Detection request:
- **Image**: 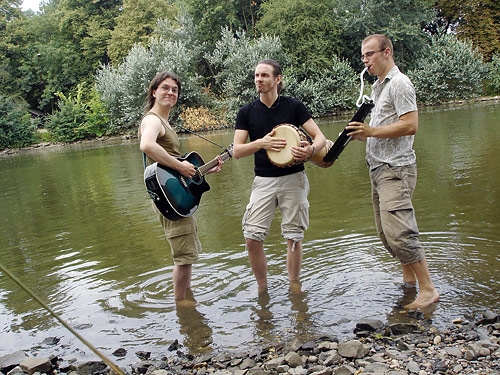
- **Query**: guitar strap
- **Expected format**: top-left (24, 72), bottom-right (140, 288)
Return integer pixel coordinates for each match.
top-left (173, 123), bottom-right (227, 150)
top-left (140, 121), bottom-right (227, 171)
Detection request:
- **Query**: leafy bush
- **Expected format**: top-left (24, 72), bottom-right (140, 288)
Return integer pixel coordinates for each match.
top-left (256, 0), bottom-right (343, 69)
top-left (283, 55), bottom-right (358, 117)
top-left (485, 54), bottom-right (500, 95)
top-left (408, 34), bottom-right (488, 103)
top-left (96, 12), bottom-right (205, 131)
top-left (46, 84), bottom-right (88, 142)
top-left (0, 96), bottom-right (37, 150)
top-left (46, 83), bottom-right (110, 142)
top-left (205, 27), bottom-right (288, 123)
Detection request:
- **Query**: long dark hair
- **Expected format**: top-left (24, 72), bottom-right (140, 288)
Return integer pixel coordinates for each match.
top-left (257, 59), bottom-right (283, 94)
top-left (144, 71), bottom-right (182, 111)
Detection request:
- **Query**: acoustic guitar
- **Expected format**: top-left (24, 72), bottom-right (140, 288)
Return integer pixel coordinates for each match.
top-left (144, 146), bottom-right (233, 221)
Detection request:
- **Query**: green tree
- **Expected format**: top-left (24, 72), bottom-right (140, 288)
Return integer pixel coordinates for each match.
top-left (97, 12), bottom-right (205, 130)
top-left (0, 95), bottom-right (36, 149)
top-left (1, 0), bottom-right (122, 112)
top-left (107, 0), bottom-right (178, 64)
top-left (182, 0), bottom-right (262, 48)
top-left (486, 54), bottom-right (500, 95)
top-left (408, 34), bottom-right (488, 103)
top-left (0, 0), bottom-right (26, 96)
top-left (205, 27), bottom-right (287, 122)
top-left (338, 0), bottom-right (435, 72)
top-left (283, 55), bottom-right (358, 117)
top-left (432, 0), bottom-right (500, 59)
top-left (256, 0), bottom-right (342, 71)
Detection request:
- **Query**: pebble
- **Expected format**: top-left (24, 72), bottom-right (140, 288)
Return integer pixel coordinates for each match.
top-left (1, 311), bottom-right (499, 375)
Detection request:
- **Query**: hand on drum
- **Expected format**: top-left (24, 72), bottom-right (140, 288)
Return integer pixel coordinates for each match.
top-left (262, 129), bottom-right (287, 152)
top-left (291, 141), bottom-right (314, 162)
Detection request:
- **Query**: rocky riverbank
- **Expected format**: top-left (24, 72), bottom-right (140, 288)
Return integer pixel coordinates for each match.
top-left (1, 310), bottom-right (498, 375)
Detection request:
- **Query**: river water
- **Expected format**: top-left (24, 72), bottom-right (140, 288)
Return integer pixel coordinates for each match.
top-left (1, 101), bottom-right (499, 365)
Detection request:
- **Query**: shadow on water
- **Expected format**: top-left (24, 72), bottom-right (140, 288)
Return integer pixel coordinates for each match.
top-left (0, 101), bottom-right (499, 364)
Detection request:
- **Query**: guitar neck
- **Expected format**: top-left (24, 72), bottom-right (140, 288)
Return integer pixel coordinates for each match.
top-left (198, 152), bottom-right (231, 176)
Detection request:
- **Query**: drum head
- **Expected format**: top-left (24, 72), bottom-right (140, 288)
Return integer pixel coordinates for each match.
top-left (267, 125), bottom-right (301, 166)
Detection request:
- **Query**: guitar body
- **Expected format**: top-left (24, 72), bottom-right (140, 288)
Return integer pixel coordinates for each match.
top-left (144, 152), bottom-right (211, 221)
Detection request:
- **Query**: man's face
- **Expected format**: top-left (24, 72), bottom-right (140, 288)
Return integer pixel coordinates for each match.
top-left (361, 38), bottom-right (388, 77)
top-left (153, 77), bottom-right (179, 108)
top-left (254, 63), bottom-right (280, 94)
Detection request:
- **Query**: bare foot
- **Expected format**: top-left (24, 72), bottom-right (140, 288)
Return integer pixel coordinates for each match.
top-left (403, 289), bottom-right (440, 310)
top-left (175, 298), bottom-right (197, 308)
top-left (289, 280), bottom-right (303, 295)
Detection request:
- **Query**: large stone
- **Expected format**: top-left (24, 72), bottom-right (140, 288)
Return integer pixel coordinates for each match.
top-left (355, 319), bottom-right (384, 332)
top-left (388, 323), bottom-right (417, 335)
top-left (334, 364), bottom-right (356, 375)
top-left (75, 360), bottom-right (107, 375)
top-left (338, 340), bottom-right (370, 359)
top-left (19, 357), bottom-right (52, 375)
top-left (264, 356), bottom-right (285, 370)
top-left (284, 351), bottom-right (304, 368)
top-left (0, 351), bottom-right (29, 373)
top-left (406, 360), bottom-right (420, 374)
top-left (444, 346), bottom-right (462, 358)
top-left (323, 353), bottom-right (342, 366)
top-left (364, 362), bottom-right (389, 374)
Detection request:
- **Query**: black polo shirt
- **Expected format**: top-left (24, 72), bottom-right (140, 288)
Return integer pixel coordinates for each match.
top-left (235, 96), bottom-right (312, 177)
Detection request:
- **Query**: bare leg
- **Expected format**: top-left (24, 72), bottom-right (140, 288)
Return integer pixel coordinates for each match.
top-left (403, 257), bottom-right (440, 309)
top-left (173, 264), bottom-right (196, 307)
top-left (401, 262), bottom-right (417, 287)
top-left (246, 239), bottom-right (268, 293)
top-left (286, 239), bottom-right (302, 282)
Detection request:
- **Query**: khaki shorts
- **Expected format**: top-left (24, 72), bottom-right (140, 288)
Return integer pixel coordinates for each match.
top-left (242, 171), bottom-right (310, 242)
top-left (370, 163), bottom-right (424, 264)
top-left (153, 203), bottom-right (201, 265)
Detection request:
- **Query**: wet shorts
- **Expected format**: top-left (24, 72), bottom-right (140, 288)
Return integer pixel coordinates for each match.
top-left (153, 203), bottom-right (201, 265)
top-left (242, 171), bottom-right (310, 242)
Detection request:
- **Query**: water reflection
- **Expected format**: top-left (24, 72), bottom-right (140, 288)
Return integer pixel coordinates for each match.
top-left (0, 102), bottom-right (499, 364)
top-left (176, 290), bottom-right (213, 352)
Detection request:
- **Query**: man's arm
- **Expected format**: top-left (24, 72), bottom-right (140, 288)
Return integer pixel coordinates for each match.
top-left (139, 116), bottom-right (196, 178)
top-left (346, 110), bottom-right (418, 141)
top-left (233, 128), bottom-right (287, 159)
top-left (298, 118), bottom-right (326, 161)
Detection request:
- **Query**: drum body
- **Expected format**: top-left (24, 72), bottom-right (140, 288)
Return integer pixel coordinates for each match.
top-left (266, 124), bottom-right (308, 167)
top-left (309, 139), bottom-right (334, 168)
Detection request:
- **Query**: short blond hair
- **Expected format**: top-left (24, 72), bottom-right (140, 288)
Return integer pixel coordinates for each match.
top-left (363, 34), bottom-right (394, 56)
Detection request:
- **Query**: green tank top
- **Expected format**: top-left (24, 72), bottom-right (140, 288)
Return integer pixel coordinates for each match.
top-left (139, 111), bottom-right (181, 165)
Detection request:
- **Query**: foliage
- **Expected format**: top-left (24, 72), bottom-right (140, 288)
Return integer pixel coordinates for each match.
top-left (182, 0), bottom-right (262, 49)
top-left (407, 34), bottom-right (488, 103)
top-left (256, 0), bottom-right (342, 70)
top-left (45, 83), bottom-right (89, 142)
top-left (432, 0), bottom-right (500, 60)
top-left (282, 55), bottom-right (358, 117)
top-left (45, 82), bottom-right (109, 142)
top-left (0, 95), bottom-right (36, 149)
top-left (107, 0), bottom-right (177, 64)
top-left (96, 12), bottom-right (205, 130)
top-left (180, 106), bottom-right (227, 131)
top-left (2, 0), bottom-right (120, 113)
top-left (205, 27), bottom-right (287, 123)
top-left (485, 54), bottom-right (500, 95)
top-left (53, 0), bottom-right (121, 69)
top-left (338, 0), bottom-right (435, 72)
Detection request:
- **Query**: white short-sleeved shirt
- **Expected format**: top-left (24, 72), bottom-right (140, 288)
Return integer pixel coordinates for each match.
top-left (366, 66), bottom-right (418, 169)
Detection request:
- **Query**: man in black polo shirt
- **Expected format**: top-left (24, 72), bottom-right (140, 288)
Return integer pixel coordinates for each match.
top-left (233, 59), bottom-right (326, 294)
